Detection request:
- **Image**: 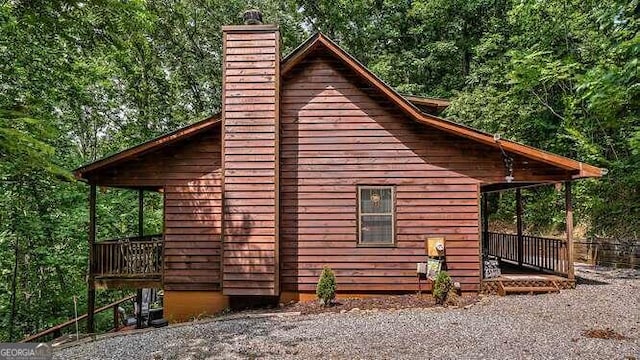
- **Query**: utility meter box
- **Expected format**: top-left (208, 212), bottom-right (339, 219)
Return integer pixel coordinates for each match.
top-left (416, 262), bottom-right (427, 275)
top-left (426, 237), bottom-right (446, 257)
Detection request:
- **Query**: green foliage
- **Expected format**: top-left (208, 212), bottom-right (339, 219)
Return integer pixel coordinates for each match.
top-left (298, 0), bottom-right (510, 97)
top-left (0, 110), bottom-right (64, 177)
top-left (316, 266), bottom-right (337, 306)
top-left (433, 271), bottom-right (452, 305)
top-left (487, 187), bottom-right (572, 236)
top-left (448, 0), bottom-right (640, 238)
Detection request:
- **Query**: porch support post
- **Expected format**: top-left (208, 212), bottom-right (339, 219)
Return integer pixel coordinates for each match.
top-left (482, 194), bottom-right (489, 249)
top-left (516, 188), bottom-right (523, 266)
top-left (565, 181), bottom-right (575, 280)
top-left (136, 189), bottom-right (144, 329)
top-left (87, 184), bottom-right (96, 334)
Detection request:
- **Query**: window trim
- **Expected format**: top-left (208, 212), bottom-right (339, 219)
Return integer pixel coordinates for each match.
top-left (357, 185), bottom-right (396, 247)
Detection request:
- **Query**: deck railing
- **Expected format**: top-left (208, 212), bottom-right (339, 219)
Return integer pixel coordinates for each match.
top-left (93, 235), bottom-right (163, 278)
top-left (486, 232), bottom-right (568, 275)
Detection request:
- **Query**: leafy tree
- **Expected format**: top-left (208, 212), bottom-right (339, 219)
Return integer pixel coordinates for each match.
top-left (449, 0), bottom-right (640, 237)
top-left (298, 0), bottom-right (510, 96)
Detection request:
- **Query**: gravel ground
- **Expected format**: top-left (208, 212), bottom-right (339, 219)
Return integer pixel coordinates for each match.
top-left (56, 266), bottom-right (639, 360)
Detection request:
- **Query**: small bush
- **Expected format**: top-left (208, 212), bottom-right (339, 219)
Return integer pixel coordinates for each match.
top-left (316, 266), bottom-right (336, 306)
top-left (433, 271), bottom-right (453, 305)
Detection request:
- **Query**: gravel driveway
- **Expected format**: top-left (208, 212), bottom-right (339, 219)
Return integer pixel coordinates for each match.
top-left (56, 266), bottom-right (639, 360)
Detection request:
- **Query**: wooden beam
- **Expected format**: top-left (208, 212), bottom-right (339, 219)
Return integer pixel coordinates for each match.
top-left (481, 192), bottom-right (489, 281)
top-left (403, 95), bottom-right (451, 109)
top-left (481, 182), bottom-right (549, 193)
top-left (94, 278), bottom-right (162, 290)
top-left (565, 181), bottom-right (575, 279)
top-left (136, 189), bottom-right (144, 329)
top-left (516, 188), bottom-right (523, 266)
top-left (221, 24), bottom-right (279, 32)
top-left (113, 303), bottom-right (120, 331)
top-left (87, 184), bottom-right (96, 334)
top-left (482, 194), bottom-right (489, 254)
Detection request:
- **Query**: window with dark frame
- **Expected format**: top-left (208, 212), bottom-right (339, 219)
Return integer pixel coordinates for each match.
top-left (358, 186), bottom-right (395, 245)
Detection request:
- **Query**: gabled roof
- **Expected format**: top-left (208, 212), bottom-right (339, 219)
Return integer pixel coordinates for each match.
top-left (281, 33), bottom-right (602, 178)
top-left (74, 114), bottom-right (221, 180)
top-left (75, 32), bottom-right (602, 182)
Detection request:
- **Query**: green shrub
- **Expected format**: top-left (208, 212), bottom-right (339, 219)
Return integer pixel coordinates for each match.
top-left (433, 271), bottom-right (452, 305)
top-left (316, 266), bottom-right (336, 306)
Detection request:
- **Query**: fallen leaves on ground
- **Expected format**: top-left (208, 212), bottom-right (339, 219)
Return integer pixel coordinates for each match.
top-left (581, 328), bottom-right (630, 340)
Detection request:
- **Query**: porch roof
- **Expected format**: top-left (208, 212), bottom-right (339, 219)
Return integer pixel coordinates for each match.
top-left (74, 114), bottom-right (221, 183)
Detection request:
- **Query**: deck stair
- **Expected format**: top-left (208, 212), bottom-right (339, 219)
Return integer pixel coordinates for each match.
top-left (497, 279), bottom-right (560, 296)
top-left (483, 274), bottom-right (569, 295)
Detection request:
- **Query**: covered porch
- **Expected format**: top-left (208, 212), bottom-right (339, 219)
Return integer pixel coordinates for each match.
top-left (86, 185), bottom-right (164, 331)
top-left (87, 184), bottom-right (164, 290)
top-left (479, 181), bottom-right (577, 295)
top-left (89, 184), bottom-right (164, 289)
top-left (74, 116), bottom-right (222, 332)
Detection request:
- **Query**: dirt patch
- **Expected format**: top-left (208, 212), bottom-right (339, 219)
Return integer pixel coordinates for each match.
top-left (582, 328), bottom-right (630, 340)
top-left (282, 294), bottom-right (479, 315)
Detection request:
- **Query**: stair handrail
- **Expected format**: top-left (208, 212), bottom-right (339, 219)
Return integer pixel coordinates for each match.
top-left (19, 294), bottom-right (136, 343)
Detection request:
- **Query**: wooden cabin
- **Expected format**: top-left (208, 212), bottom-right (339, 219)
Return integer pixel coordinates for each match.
top-left (74, 18), bottom-right (602, 325)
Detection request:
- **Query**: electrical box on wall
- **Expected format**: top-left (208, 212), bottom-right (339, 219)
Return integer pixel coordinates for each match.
top-left (426, 237), bottom-right (446, 257)
top-left (416, 262), bottom-right (427, 275)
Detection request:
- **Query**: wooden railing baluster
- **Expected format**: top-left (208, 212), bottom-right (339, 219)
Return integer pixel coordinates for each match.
top-left (91, 235), bottom-right (163, 279)
top-left (543, 238), bottom-right (546, 269)
top-left (486, 232), bottom-right (568, 276)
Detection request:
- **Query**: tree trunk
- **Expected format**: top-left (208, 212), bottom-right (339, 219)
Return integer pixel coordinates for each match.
top-left (8, 236), bottom-right (19, 341)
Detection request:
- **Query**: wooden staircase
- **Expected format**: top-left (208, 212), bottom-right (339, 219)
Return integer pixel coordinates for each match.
top-left (481, 272), bottom-right (574, 295)
top-left (497, 279), bottom-right (560, 296)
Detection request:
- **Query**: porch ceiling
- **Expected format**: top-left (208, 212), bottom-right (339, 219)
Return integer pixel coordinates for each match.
top-left (481, 182), bottom-right (554, 193)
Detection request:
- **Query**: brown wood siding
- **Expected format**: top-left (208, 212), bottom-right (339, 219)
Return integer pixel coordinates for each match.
top-left (86, 130), bottom-right (222, 291)
top-left (221, 27), bottom-right (279, 296)
top-left (280, 53), bottom-right (491, 293)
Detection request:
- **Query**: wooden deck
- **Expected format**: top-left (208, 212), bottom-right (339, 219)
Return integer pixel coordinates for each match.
top-left (485, 232), bottom-right (569, 275)
top-left (481, 231), bottom-right (574, 294)
top-left (93, 234), bottom-right (163, 289)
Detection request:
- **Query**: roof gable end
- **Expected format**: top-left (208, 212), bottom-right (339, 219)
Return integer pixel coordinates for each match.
top-left (74, 114), bottom-right (221, 180)
top-left (281, 33), bottom-right (602, 178)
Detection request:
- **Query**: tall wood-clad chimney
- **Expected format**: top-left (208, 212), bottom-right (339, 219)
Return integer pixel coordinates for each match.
top-left (221, 11), bottom-right (280, 296)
